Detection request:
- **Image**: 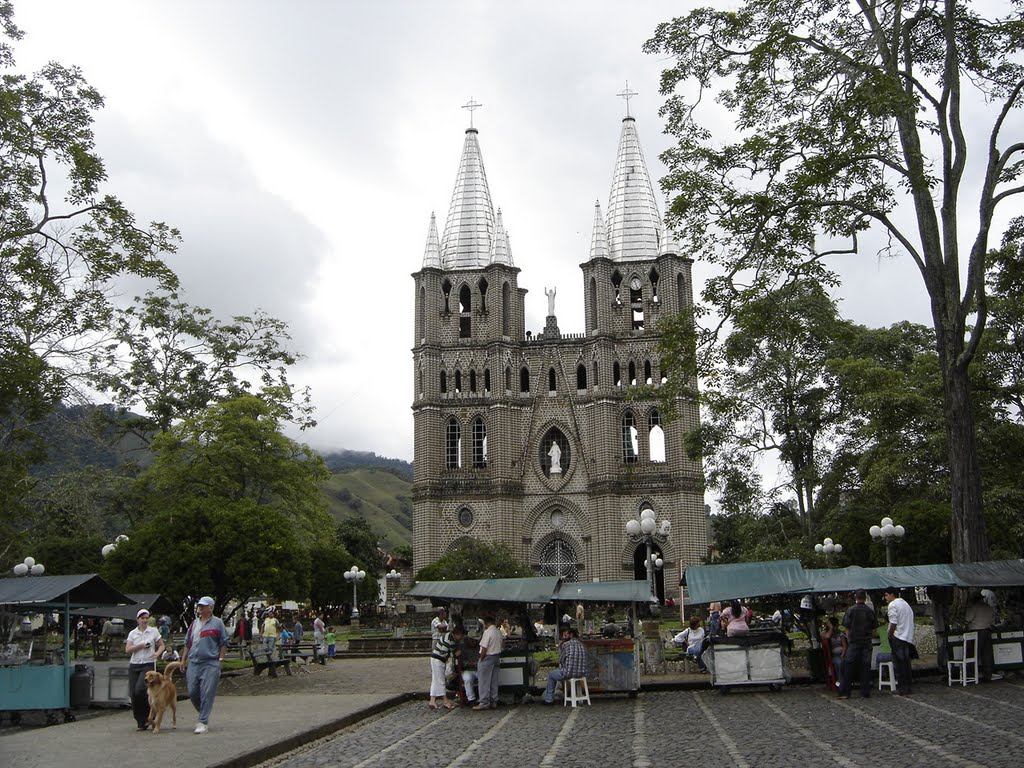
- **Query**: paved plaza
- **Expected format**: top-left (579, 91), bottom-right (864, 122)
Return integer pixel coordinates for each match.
top-left (2, 657), bottom-right (1022, 767)
top-left (261, 678), bottom-right (1024, 768)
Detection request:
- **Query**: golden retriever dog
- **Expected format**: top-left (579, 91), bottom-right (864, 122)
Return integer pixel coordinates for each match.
top-left (144, 660), bottom-right (181, 733)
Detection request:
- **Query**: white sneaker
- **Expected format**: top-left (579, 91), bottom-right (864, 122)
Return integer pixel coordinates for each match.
top-left (194, 723), bottom-right (209, 734)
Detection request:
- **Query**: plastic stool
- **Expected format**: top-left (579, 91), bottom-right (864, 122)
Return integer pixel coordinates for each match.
top-left (878, 661), bottom-right (896, 691)
top-left (564, 676), bottom-right (591, 707)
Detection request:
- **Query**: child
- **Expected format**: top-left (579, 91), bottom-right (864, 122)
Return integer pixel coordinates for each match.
top-left (325, 628), bottom-right (337, 658)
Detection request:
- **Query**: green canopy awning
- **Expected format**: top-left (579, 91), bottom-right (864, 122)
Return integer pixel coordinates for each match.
top-left (0, 574), bottom-right (131, 610)
top-left (684, 560), bottom-right (810, 604)
top-left (553, 580), bottom-right (654, 603)
top-left (685, 559), bottom-right (1024, 604)
top-left (405, 576), bottom-right (560, 603)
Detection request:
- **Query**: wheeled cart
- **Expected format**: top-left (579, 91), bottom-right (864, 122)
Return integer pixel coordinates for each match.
top-left (705, 631), bottom-right (790, 692)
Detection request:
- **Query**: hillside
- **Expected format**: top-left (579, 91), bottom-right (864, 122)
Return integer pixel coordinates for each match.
top-left (324, 467), bottom-right (413, 551)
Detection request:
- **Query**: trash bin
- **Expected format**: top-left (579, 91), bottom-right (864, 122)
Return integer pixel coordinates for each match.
top-left (70, 664), bottom-right (93, 708)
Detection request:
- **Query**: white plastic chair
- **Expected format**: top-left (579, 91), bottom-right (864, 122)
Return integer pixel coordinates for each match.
top-left (563, 676), bottom-right (591, 707)
top-left (947, 631), bottom-right (979, 686)
top-left (878, 661), bottom-right (896, 691)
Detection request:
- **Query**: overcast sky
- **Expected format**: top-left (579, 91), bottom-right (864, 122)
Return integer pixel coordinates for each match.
top-left (13, 1), bottom-right (1019, 465)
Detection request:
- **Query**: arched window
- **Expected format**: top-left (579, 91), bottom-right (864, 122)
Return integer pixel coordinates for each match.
top-left (469, 369), bottom-right (477, 393)
top-left (628, 361), bottom-right (637, 386)
top-left (649, 410), bottom-right (666, 463)
top-left (441, 279), bottom-right (452, 313)
top-left (622, 411), bottom-right (638, 463)
top-left (548, 367), bottom-right (556, 392)
top-left (576, 364), bottom-right (587, 390)
top-left (459, 285), bottom-right (472, 338)
top-left (644, 360), bottom-right (652, 385)
top-left (454, 369), bottom-right (462, 393)
top-left (630, 276), bottom-right (644, 330)
top-left (611, 270), bottom-right (622, 304)
top-left (538, 538), bottom-right (578, 580)
top-left (472, 416), bottom-right (487, 469)
top-left (505, 366), bottom-right (512, 392)
top-left (484, 368), bottom-right (491, 392)
top-left (520, 367), bottom-right (531, 393)
top-left (502, 282), bottom-right (511, 336)
top-left (588, 276), bottom-right (598, 331)
top-left (440, 370), bottom-right (447, 394)
top-left (478, 278), bottom-right (488, 313)
top-left (649, 267), bottom-right (660, 303)
top-left (445, 419), bottom-right (461, 469)
top-left (676, 273), bottom-right (686, 313)
top-left (613, 361), bottom-right (621, 387)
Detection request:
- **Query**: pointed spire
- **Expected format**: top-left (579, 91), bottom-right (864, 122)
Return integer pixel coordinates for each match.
top-left (490, 208), bottom-right (514, 265)
top-left (590, 199), bottom-right (609, 260)
top-left (422, 212), bottom-right (441, 268)
top-left (441, 128), bottom-right (495, 269)
top-left (605, 117), bottom-right (663, 261)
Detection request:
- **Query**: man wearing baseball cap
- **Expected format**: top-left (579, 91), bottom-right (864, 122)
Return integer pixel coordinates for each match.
top-left (126, 607), bottom-right (164, 730)
top-left (182, 596), bottom-right (228, 733)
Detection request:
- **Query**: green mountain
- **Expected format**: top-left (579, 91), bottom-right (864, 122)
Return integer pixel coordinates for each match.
top-left (324, 467), bottom-right (413, 550)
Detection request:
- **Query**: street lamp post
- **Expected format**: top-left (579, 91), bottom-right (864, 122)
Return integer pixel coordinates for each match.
top-left (12, 556), bottom-right (45, 576)
top-left (385, 569), bottom-right (402, 633)
top-left (869, 517), bottom-right (905, 567)
top-left (814, 537), bottom-right (843, 563)
top-left (343, 565), bottom-right (366, 625)
top-left (625, 508), bottom-right (671, 602)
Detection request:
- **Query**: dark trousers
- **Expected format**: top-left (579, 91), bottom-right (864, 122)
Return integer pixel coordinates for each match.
top-left (129, 663), bottom-right (155, 727)
top-left (839, 643), bottom-right (871, 697)
top-left (891, 636), bottom-right (912, 693)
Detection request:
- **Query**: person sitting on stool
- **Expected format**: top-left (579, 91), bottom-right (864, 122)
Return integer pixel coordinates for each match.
top-left (542, 627), bottom-right (588, 704)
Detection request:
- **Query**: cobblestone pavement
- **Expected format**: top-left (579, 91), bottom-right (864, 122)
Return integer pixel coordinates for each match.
top-left (258, 676), bottom-right (1024, 768)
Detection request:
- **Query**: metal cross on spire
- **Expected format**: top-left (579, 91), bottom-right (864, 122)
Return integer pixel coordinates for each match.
top-left (462, 97), bottom-right (483, 128)
top-left (617, 81), bottom-right (637, 117)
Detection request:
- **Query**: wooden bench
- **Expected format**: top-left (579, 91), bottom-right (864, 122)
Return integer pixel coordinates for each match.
top-left (250, 650), bottom-right (292, 678)
top-left (281, 642), bottom-right (326, 666)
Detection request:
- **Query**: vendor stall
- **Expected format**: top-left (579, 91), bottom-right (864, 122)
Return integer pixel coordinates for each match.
top-left (404, 576), bottom-right (654, 700)
top-left (704, 631), bottom-right (790, 691)
top-left (0, 574), bottom-right (131, 724)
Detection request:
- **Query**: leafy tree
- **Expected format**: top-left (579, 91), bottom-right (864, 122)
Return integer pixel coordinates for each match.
top-left (335, 516), bottom-right (380, 606)
top-left (414, 539), bottom-right (532, 582)
top-left (139, 395), bottom-right (331, 535)
top-left (0, 3), bottom-right (177, 545)
top-left (90, 290), bottom-right (315, 439)
top-left (694, 281), bottom-right (849, 537)
top-left (307, 541), bottom-right (355, 616)
top-left (647, 1), bottom-right (1024, 562)
top-left (102, 498), bottom-right (310, 617)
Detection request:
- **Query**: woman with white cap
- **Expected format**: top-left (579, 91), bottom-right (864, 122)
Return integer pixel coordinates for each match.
top-left (126, 607), bottom-right (165, 730)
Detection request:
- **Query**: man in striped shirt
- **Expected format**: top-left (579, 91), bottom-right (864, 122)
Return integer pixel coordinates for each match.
top-left (543, 627), bottom-right (588, 704)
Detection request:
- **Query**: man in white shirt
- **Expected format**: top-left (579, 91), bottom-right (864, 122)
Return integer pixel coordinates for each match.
top-left (430, 608), bottom-right (449, 641)
top-left (883, 587), bottom-right (914, 695)
top-left (473, 615), bottom-right (503, 710)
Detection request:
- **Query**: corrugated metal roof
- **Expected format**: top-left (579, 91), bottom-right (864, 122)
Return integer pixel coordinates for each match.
top-left (441, 128), bottom-right (495, 269)
top-left (606, 117), bottom-right (663, 262)
top-left (0, 574), bottom-right (131, 609)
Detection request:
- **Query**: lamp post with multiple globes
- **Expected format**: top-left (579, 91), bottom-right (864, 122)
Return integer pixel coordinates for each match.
top-left (869, 517), bottom-right (905, 567)
top-left (814, 538), bottom-right (843, 563)
top-left (12, 556), bottom-right (45, 576)
top-left (343, 566), bottom-right (366, 625)
top-left (625, 508), bottom-right (671, 602)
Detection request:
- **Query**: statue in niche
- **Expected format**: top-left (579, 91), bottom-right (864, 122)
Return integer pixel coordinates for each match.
top-left (548, 441), bottom-right (562, 475)
top-left (545, 286), bottom-right (557, 317)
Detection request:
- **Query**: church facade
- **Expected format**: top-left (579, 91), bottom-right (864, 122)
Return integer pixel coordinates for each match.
top-left (411, 111), bottom-right (706, 599)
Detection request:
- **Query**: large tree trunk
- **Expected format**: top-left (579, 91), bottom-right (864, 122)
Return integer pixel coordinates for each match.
top-left (939, 338), bottom-right (990, 564)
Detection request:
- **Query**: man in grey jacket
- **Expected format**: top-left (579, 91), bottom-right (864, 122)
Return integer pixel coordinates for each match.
top-left (182, 596), bottom-right (229, 733)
